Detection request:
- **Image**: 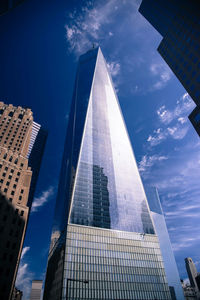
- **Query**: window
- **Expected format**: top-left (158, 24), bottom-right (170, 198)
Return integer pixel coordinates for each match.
top-left (13, 184), bottom-right (16, 189)
top-left (9, 198), bottom-right (12, 202)
top-left (8, 175), bottom-right (12, 180)
top-left (11, 191), bottom-right (14, 196)
top-left (15, 178), bottom-right (18, 182)
top-left (3, 153), bottom-right (7, 159)
top-left (4, 188), bottom-right (7, 193)
top-left (17, 172), bottom-right (20, 176)
top-left (5, 167), bottom-right (8, 171)
top-left (11, 169), bottom-right (14, 173)
top-left (6, 181), bottom-right (10, 186)
top-left (20, 210), bottom-right (24, 216)
top-left (20, 163), bottom-right (24, 168)
top-left (9, 254), bottom-right (13, 262)
top-left (21, 189), bottom-right (24, 194)
top-left (2, 173), bottom-right (6, 177)
top-left (19, 195), bottom-right (22, 201)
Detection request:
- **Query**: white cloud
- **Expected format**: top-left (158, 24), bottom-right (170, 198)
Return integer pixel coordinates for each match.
top-left (65, 0), bottom-right (119, 55)
top-left (147, 128), bottom-right (167, 146)
top-left (32, 186), bottom-right (54, 212)
top-left (21, 246), bottom-right (30, 260)
top-left (147, 93), bottom-right (193, 147)
top-left (167, 125), bottom-right (189, 140)
top-left (139, 154), bottom-right (168, 172)
top-left (157, 93), bottom-right (195, 125)
top-left (150, 62), bottom-right (172, 90)
top-left (107, 61), bottom-right (120, 77)
top-left (16, 246), bottom-right (34, 300)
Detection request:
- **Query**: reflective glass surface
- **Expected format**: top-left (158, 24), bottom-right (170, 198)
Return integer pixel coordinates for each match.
top-left (70, 48), bottom-right (154, 234)
top-left (62, 224), bottom-right (171, 300)
top-left (43, 48), bottom-right (171, 300)
top-left (145, 187), bottom-right (184, 300)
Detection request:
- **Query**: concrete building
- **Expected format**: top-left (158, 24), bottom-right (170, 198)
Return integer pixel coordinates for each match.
top-left (139, 0), bottom-right (200, 136)
top-left (145, 186), bottom-right (184, 300)
top-left (185, 257), bottom-right (198, 289)
top-left (43, 47), bottom-right (172, 299)
top-left (30, 280), bottom-right (43, 300)
top-left (0, 102), bottom-right (46, 300)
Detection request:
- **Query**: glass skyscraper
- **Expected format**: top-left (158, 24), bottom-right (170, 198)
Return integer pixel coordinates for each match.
top-left (43, 47), bottom-right (172, 300)
top-left (145, 186), bottom-right (184, 300)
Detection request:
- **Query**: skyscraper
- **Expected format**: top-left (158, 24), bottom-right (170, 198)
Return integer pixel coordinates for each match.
top-left (145, 186), bottom-right (184, 300)
top-left (30, 280), bottom-right (43, 300)
top-left (43, 47), bottom-right (172, 300)
top-left (0, 102), bottom-right (46, 300)
top-left (185, 257), bottom-right (198, 289)
top-left (139, 0), bottom-right (200, 136)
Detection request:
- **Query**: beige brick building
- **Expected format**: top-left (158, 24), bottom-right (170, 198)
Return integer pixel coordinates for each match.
top-left (0, 102), bottom-right (34, 300)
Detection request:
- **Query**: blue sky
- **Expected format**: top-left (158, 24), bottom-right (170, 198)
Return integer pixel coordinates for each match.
top-left (0, 0), bottom-right (200, 298)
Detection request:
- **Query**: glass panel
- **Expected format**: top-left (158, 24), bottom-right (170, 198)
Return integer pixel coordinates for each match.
top-left (70, 48), bottom-right (154, 234)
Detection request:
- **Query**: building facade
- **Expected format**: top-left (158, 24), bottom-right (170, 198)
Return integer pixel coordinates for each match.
top-left (43, 47), bottom-right (172, 300)
top-left (0, 103), bottom-right (46, 300)
top-left (139, 0), bottom-right (200, 136)
top-left (30, 280), bottom-right (43, 300)
top-left (145, 186), bottom-right (184, 300)
top-left (185, 257), bottom-right (198, 289)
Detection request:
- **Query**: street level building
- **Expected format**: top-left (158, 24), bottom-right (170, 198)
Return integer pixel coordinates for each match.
top-left (145, 186), bottom-right (184, 300)
top-left (0, 102), bottom-right (46, 300)
top-left (30, 280), bottom-right (43, 300)
top-left (139, 0), bottom-right (200, 136)
top-left (43, 47), bottom-right (172, 300)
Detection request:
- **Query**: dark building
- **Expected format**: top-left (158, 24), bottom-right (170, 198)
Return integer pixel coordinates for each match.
top-left (43, 47), bottom-right (172, 300)
top-left (139, 0), bottom-right (200, 136)
top-left (0, 103), bottom-right (46, 300)
top-left (195, 273), bottom-right (200, 291)
top-left (0, 0), bottom-right (26, 16)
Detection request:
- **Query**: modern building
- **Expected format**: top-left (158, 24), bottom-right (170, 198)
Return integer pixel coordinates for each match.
top-left (30, 280), bottom-right (43, 300)
top-left (145, 186), bottom-right (184, 300)
top-left (0, 102), bottom-right (46, 300)
top-left (139, 0), bottom-right (200, 136)
top-left (185, 257), bottom-right (198, 289)
top-left (43, 47), bottom-right (172, 300)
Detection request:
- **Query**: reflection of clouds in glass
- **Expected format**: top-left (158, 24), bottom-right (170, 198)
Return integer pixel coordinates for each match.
top-left (69, 48), bottom-right (154, 234)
